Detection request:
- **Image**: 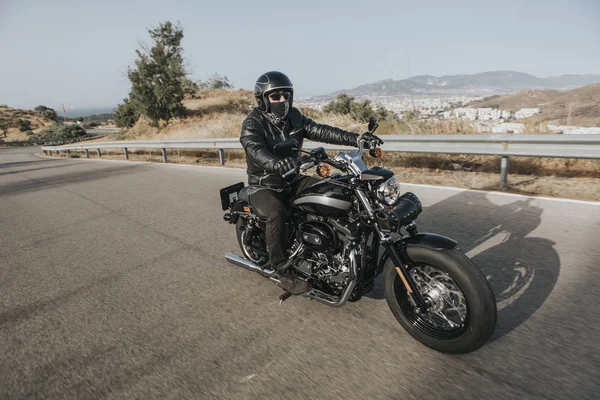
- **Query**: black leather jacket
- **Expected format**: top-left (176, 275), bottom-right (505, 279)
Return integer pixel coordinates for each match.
top-left (240, 107), bottom-right (359, 187)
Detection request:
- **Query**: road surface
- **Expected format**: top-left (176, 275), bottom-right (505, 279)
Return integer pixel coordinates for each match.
top-left (1, 147), bottom-right (599, 399)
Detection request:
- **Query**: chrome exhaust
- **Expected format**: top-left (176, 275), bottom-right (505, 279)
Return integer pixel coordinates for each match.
top-left (225, 253), bottom-right (276, 277)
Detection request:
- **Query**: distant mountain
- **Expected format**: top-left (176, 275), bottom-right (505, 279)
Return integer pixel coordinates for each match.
top-left (329, 71), bottom-right (600, 97)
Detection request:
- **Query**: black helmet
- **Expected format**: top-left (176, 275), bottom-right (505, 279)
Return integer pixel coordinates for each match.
top-left (254, 71), bottom-right (294, 113)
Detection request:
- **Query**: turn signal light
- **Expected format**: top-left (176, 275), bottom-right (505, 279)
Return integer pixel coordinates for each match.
top-left (375, 147), bottom-right (383, 158)
top-left (317, 164), bottom-right (331, 178)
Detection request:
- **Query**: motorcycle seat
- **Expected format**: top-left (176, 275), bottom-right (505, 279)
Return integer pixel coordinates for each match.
top-left (238, 186), bottom-right (269, 218)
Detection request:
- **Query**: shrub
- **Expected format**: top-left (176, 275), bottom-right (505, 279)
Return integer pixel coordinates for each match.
top-left (29, 123), bottom-right (86, 142)
top-left (18, 119), bottom-right (32, 131)
top-left (323, 93), bottom-right (390, 123)
top-left (199, 73), bottom-right (234, 91)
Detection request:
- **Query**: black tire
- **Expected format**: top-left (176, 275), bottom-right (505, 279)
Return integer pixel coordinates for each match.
top-left (235, 219), bottom-right (268, 265)
top-left (384, 246), bottom-right (497, 354)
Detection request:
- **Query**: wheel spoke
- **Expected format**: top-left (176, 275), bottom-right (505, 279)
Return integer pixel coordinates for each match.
top-left (407, 264), bottom-right (468, 333)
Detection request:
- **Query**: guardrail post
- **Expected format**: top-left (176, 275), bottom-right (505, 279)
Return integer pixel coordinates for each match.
top-left (85, 149), bottom-right (89, 158)
top-left (67, 150), bottom-right (71, 158)
top-left (124, 148), bottom-right (129, 160)
top-left (97, 149), bottom-right (101, 158)
top-left (218, 149), bottom-right (225, 165)
top-left (500, 156), bottom-right (509, 188)
top-left (162, 148), bottom-right (168, 163)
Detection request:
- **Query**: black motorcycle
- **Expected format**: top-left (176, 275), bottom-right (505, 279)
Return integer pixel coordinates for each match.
top-left (220, 117), bottom-right (497, 354)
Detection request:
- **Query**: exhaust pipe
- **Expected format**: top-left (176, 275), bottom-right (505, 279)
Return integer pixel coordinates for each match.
top-left (303, 279), bottom-right (356, 308)
top-left (225, 253), bottom-right (276, 277)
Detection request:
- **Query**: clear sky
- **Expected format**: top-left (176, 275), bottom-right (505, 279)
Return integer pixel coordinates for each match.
top-left (1, 0), bottom-right (599, 111)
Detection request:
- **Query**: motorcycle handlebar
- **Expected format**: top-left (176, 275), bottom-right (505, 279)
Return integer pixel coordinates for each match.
top-left (326, 158), bottom-right (347, 172)
top-left (282, 148), bottom-right (349, 179)
top-left (282, 167), bottom-right (297, 179)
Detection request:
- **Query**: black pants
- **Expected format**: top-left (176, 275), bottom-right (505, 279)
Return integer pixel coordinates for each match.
top-left (250, 176), bottom-right (320, 266)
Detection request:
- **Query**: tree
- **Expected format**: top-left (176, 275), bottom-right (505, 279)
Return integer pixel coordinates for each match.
top-left (34, 105), bottom-right (58, 122)
top-left (127, 21), bottom-right (190, 125)
top-left (182, 77), bottom-right (200, 98)
top-left (114, 98), bottom-right (140, 128)
top-left (17, 119), bottom-right (31, 131)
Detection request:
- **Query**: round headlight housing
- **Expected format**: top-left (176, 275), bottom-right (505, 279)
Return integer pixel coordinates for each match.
top-left (376, 177), bottom-right (400, 206)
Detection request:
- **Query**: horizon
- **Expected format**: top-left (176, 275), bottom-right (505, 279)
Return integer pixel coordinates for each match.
top-left (5, 70), bottom-right (600, 114)
top-left (1, 0), bottom-right (599, 110)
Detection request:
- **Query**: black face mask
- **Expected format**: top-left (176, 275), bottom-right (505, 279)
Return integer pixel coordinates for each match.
top-left (269, 100), bottom-right (290, 119)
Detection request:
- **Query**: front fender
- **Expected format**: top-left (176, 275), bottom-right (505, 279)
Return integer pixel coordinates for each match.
top-left (404, 233), bottom-right (457, 250)
top-left (378, 233), bottom-right (457, 271)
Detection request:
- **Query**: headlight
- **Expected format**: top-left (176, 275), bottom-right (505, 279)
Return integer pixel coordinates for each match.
top-left (376, 177), bottom-right (400, 206)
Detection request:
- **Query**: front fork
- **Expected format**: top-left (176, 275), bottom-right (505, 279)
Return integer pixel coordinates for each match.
top-left (354, 187), bottom-right (429, 313)
top-left (380, 234), bottom-right (429, 313)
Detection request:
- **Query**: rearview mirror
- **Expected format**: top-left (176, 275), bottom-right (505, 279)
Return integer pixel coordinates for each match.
top-left (368, 116), bottom-right (378, 133)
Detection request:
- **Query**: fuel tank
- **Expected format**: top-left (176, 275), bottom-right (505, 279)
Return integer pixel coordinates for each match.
top-left (292, 179), bottom-right (353, 217)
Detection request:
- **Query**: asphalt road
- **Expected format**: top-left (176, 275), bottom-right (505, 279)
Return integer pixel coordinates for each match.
top-left (1, 147), bottom-right (599, 399)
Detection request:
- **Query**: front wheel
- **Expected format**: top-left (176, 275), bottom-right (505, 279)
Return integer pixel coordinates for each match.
top-left (384, 246), bottom-right (497, 354)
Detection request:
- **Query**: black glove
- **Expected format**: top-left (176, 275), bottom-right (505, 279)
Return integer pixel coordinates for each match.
top-left (273, 157), bottom-right (298, 177)
top-left (358, 132), bottom-right (384, 147)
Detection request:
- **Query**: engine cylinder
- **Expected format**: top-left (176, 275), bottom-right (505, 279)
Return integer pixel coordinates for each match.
top-left (299, 221), bottom-right (337, 253)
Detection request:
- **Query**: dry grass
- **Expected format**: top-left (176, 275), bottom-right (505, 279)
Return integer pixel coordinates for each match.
top-left (51, 89), bottom-right (597, 202)
top-left (374, 152), bottom-right (599, 177)
top-left (299, 109), bottom-right (479, 135)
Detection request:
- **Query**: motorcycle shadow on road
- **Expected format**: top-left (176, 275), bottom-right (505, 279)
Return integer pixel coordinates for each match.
top-left (366, 190), bottom-right (560, 341)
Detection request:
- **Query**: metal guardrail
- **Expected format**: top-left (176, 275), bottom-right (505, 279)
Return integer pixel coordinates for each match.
top-left (41, 134), bottom-right (600, 187)
top-left (1, 134), bottom-right (107, 147)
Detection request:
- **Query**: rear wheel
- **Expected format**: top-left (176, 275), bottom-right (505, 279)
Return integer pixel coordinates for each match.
top-left (235, 219), bottom-right (268, 266)
top-left (384, 246), bottom-right (497, 354)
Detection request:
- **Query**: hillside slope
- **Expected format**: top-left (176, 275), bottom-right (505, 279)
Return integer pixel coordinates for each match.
top-left (0, 106), bottom-right (56, 141)
top-left (117, 89), bottom-right (362, 141)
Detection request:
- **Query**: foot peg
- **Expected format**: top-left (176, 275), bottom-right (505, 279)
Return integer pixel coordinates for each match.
top-left (279, 291), bottom-right (293, 304)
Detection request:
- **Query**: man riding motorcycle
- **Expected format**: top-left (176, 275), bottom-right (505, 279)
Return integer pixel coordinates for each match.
top-left (239, 71), bottom-right (382, 294)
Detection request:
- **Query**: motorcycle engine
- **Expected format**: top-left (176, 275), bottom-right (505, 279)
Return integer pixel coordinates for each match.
top-left (298, 221), bottom-right (337, 254)
top-left (296, 220), bottom-right (351, 287)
